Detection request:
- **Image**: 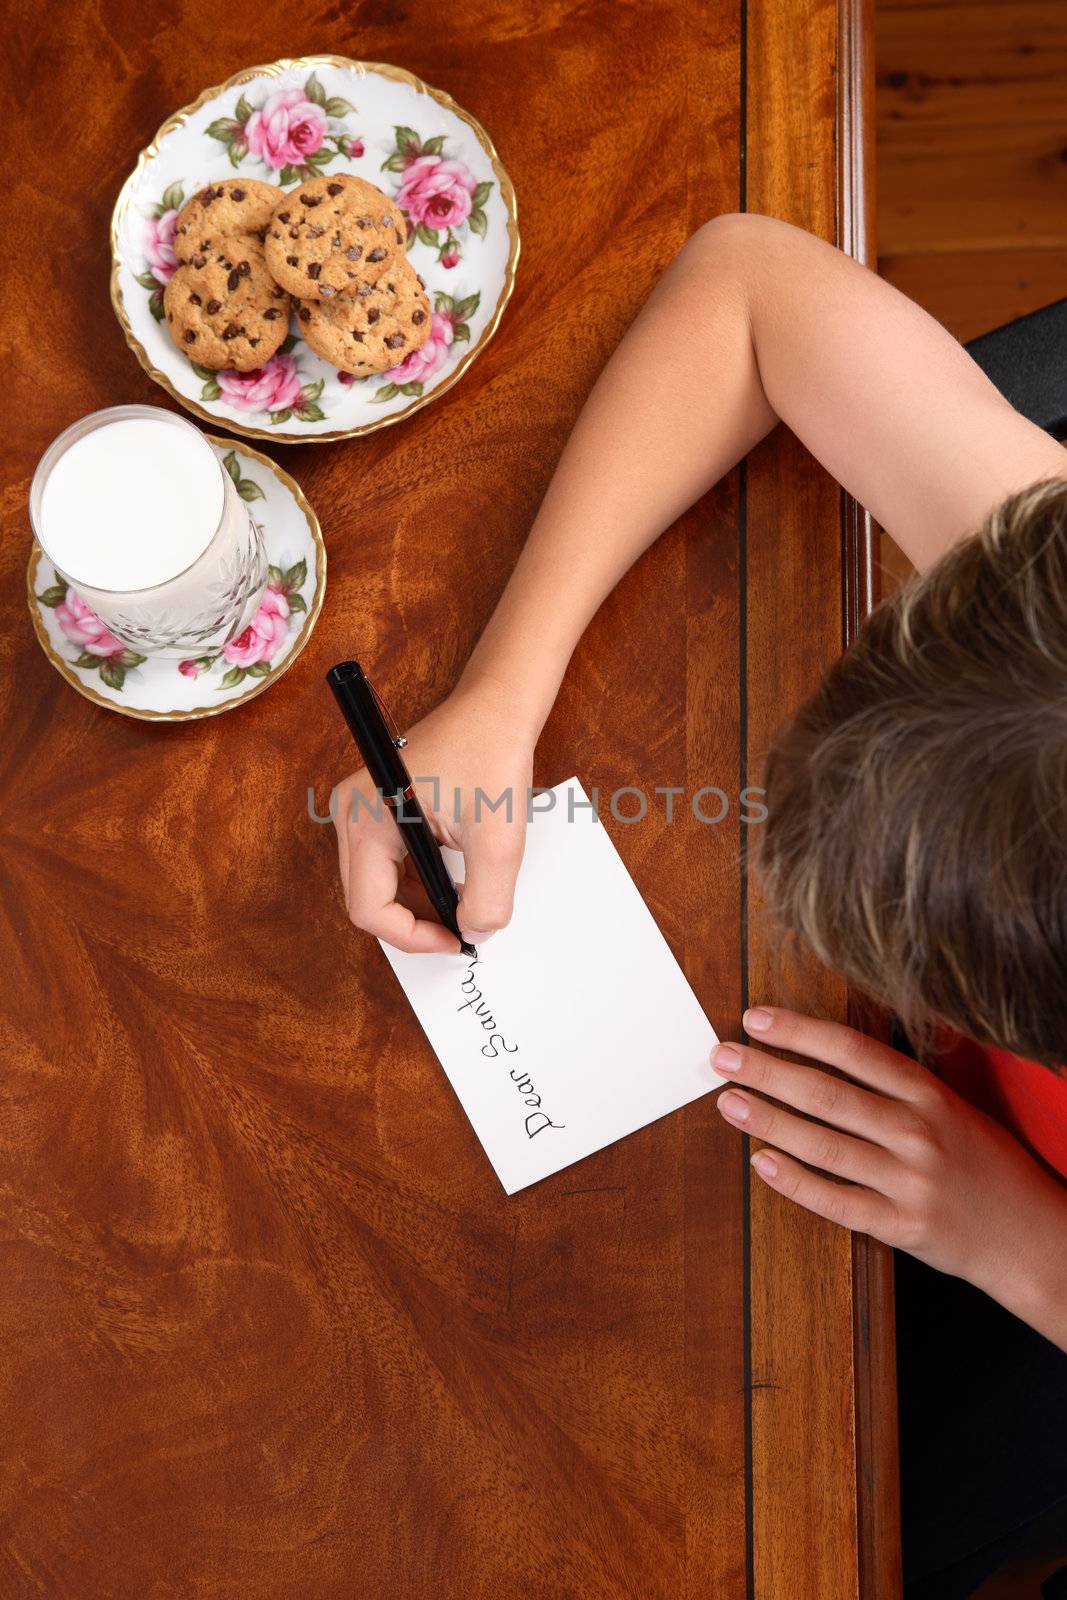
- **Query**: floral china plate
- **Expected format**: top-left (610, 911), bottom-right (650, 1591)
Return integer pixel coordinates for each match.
top-left (27, 436), bottom-right (325, 721)
top-left (110, 56), bottom-right (519, 444)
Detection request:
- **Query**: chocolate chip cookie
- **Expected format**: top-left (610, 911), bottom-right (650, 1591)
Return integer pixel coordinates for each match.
top-left (264, 174), bottom-right (406, 301)
top-left (163, 236), bottom-right (291, 371)
top-left (174, 179), bottom-right (282, 264)
top-left (295, 257), bottom-right (431, 374)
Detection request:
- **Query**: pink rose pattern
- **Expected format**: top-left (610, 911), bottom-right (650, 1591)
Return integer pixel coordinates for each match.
top-left (224, 587), bottom-right (290, 668)
top-left (396, 155), bottom-right (477, 232)
top-left (136, 181), bottom-right (187, 322)
top-left (178, 556), bottom-right (309, 690)
top-left (192, 351), bottom-right (326, 426)
top-left (216, 353), bottom-right (303, 414)
top-left (383, 311), bottom-right (454, 387)
top-left (381, 125), bottom-right (492, 270)
top-left (204, 73), bottom-right (357, 186)
top-left (55, 590), bottom-right (125, 657)
top-left (36, 579), bottom-right (146, 691)
top-left (372, 292), bottom-right (479, 404)
top-left (244, 89), bottom-right (327, 171)
top-left (142, 209), bottom-right (178, 285)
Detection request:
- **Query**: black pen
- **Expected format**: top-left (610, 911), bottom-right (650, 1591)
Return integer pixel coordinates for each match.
top-left (326, 660), bottom-right (476, 958)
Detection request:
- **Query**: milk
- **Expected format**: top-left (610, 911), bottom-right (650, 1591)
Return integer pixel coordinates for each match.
top-left (31, 406), bottom-right (268, 658)
top-left (40, 416), bottom-right (223, 591)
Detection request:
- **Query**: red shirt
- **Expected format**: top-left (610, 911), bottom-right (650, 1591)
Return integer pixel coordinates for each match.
top-left (937, 1034), bottom-right (1067, 1180)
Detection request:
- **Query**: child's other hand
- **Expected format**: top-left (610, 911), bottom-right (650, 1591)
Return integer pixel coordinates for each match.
top-left (713, 1008), bottom-right (1067, 1338)
top-left (332, 682), bottom-right (532, 954)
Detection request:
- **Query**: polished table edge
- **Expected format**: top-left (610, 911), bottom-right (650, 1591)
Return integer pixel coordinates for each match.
top-left (743, 0), bottom-right (903, 1596)
top-left (838, 1), bottom-right (904, 1596)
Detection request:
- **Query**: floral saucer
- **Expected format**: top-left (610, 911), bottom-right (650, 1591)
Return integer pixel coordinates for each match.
top-left (110, 56), bottom-right (519, 444)
top-left (27, 436), bottom-right (325, 721)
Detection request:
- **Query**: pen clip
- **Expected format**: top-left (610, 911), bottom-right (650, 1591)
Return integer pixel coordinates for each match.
top-left (366, 674), bottom-right (408, 749)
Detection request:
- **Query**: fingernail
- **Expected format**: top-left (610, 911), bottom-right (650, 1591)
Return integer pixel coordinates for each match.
top-left (743, 1007), bottom-right (773, 1033)
top-left (461, 929), bottom-right (495, 944)
top-left (751, 1151), bottom-right (778, 1180)
top-left (718, 1091), bottom-right (750, 1122)
top-left (713, 1044), bottom-right (742, 1073)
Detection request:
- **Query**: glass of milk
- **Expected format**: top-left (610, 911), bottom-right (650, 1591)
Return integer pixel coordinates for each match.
top-left (29, 405), bottom-right (269, 658)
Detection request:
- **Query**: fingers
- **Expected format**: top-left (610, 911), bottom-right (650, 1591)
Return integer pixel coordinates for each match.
top-left (748, 1147), bottom-right (898, 1239)
top-left (713, 1041), bottom-right (895, 1143)
top-left (333, 774), bottom-right (458, 954)
top-left (740, 1006), bottom-right (933, 1099)
top-left (332, 765), bottom-right (527, 953)
top-left (716, 1087), bottom-right (895, 1187)
top-left (345, 828), bottom-right (459, 955)
top-left (455, 824), bottom-right (525, 940)
top-left (396, 857), bottom-right (446, 923)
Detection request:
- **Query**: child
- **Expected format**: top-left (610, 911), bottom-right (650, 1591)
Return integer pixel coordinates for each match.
top-left (332, 214), bottom-right (1067, 1595)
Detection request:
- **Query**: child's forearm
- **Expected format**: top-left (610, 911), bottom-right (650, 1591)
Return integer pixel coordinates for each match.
top-left (459, 216), bottom-right (777, 731)
top-left (459, 213), bottom-right (1064, 738)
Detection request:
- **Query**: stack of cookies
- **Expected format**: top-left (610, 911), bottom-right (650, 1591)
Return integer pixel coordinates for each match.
top-left (163, 174), bottom-right (431, 379)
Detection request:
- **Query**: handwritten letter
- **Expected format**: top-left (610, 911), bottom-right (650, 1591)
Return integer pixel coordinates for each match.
top-left (381, 778), bottom-right (722, 1193)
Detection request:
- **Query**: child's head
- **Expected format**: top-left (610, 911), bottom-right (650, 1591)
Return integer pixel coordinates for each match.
top-left (760, 477), bottom-right (1067, 1069)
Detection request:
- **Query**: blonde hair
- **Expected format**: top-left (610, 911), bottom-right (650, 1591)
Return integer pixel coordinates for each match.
top-left (759, 477), bottom-right (1067, 1069)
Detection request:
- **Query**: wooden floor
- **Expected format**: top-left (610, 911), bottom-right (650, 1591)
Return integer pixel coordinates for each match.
top-left (876, 5), bottom-right (1067, 1590)
top-left (877, 0), bottom-right (1067, 341)
top-left (875, 0), bottom-right (1067, 591)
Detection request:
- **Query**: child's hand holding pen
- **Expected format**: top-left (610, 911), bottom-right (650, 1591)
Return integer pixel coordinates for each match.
top-left (332, 676), bottom-right (533, 955)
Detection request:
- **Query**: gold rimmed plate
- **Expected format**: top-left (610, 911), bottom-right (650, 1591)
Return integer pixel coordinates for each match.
top-left (28, 436), bottom-right (326, 721)
top-left (110, 56), bottom-right (520, 444)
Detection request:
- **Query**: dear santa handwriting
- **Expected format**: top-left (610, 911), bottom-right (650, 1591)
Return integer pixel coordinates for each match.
top-left (458, 960), bottom-right (566, 1140)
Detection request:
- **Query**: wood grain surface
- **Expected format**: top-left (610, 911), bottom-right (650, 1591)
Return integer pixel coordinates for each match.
top-left (0, 2), bottom-right (894, 1595)
top-left (877, 0), bottom-right (1067, 128)
top-left (878, 246), bottom-right (1067, 344)
top-left (876, 0), bottom-right (1067, 342)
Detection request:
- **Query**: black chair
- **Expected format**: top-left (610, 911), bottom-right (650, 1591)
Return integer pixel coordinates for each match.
top-left (969, 300), bottom-right (1067, 1588)
top-left (965, 294), bottom-right (1067, 1584)
top-left (965, 297), bottom-right (1067, 440)
top-left (1034, 1497), bottom-right (1067, 1598)
top-left (895, 316), bottom-right (1067, 1594)
top-left (966, 292), bottom-right (1067, 1600)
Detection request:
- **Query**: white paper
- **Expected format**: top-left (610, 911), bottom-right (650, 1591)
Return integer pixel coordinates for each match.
top-left (381, 777), bottom-right (722, 1193)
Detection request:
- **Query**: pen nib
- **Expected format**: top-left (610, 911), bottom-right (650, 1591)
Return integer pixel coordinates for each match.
top-left (460, 939), bottom-right (478, 960)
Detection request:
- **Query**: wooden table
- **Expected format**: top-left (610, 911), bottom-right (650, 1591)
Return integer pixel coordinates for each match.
top-left (0, 2), bottom-right (899, 1594)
